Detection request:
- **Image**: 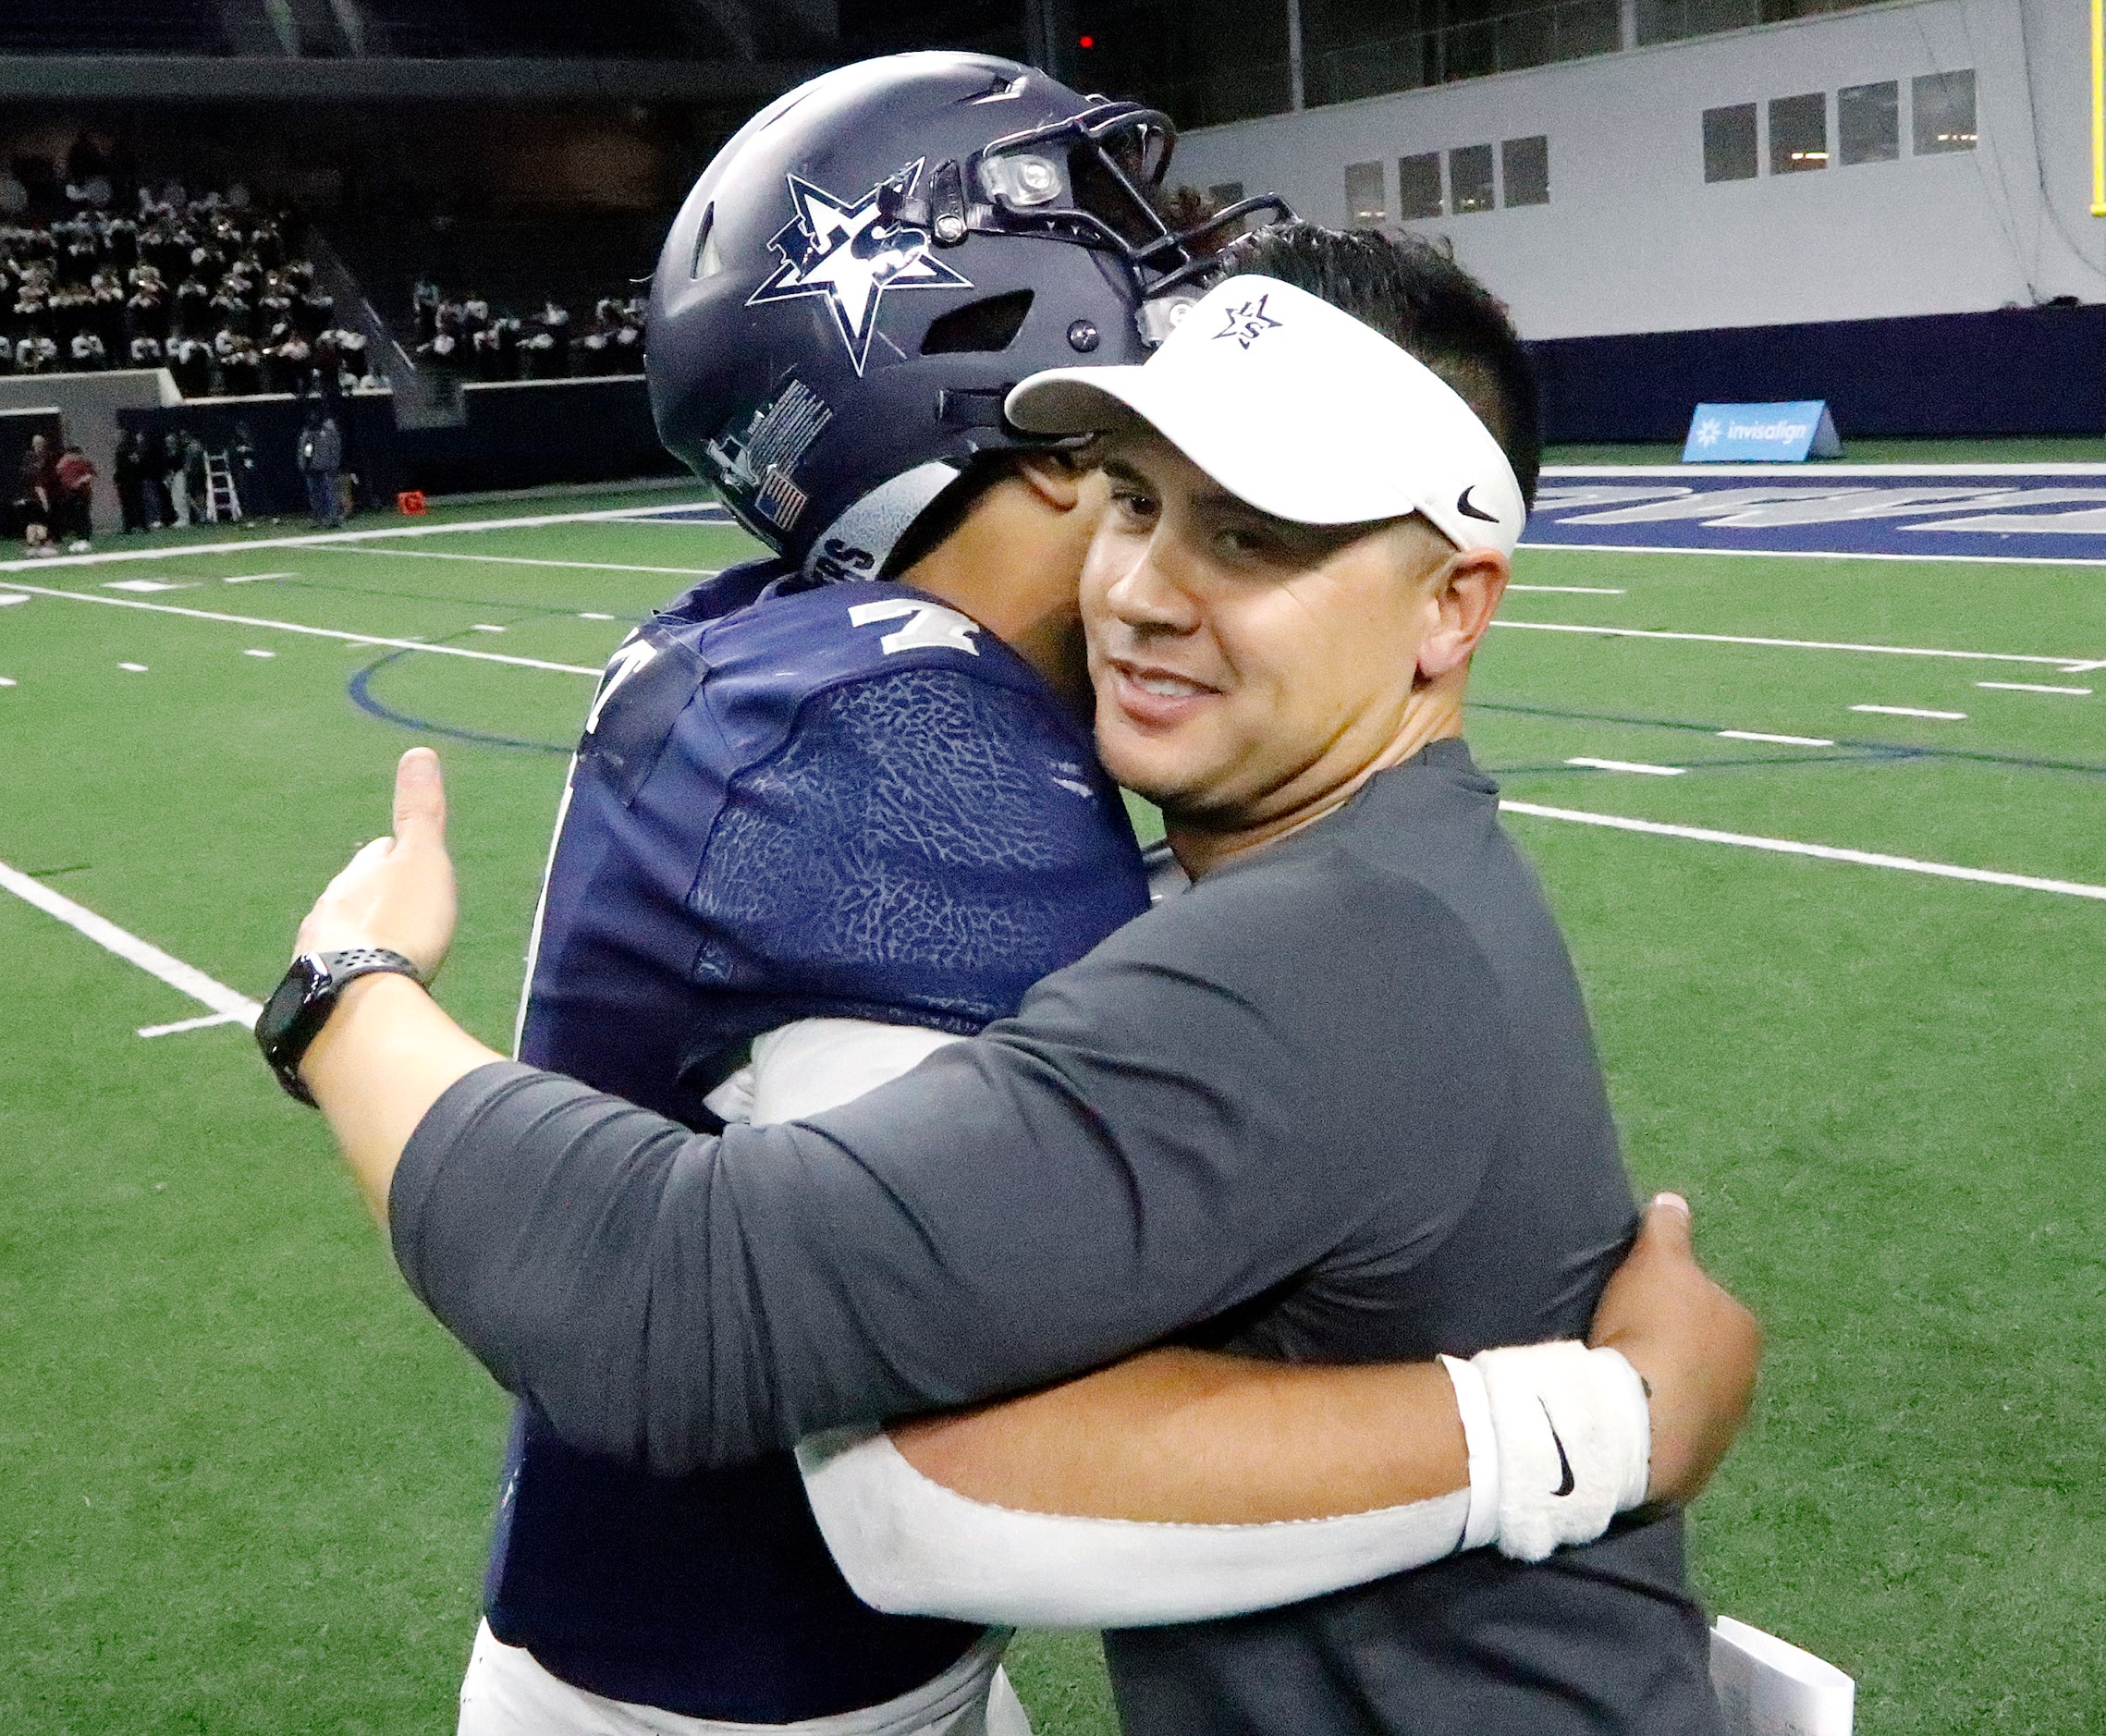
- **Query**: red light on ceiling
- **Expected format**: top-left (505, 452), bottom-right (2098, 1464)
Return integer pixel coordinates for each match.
top-left (1079, 33), bottom-right (1095, 46)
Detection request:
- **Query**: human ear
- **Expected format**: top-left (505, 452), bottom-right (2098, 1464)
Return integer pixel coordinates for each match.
top-left (1415, 550), bottom-right (1510, 680)
top-left (1013, 449), bottom-right (1087, 514)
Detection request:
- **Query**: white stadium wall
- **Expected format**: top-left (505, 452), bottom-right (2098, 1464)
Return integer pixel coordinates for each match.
top-left (1169, 0), bottom-right (2103, 342)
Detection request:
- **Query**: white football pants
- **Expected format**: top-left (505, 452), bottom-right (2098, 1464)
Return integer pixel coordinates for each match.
top-left (458, 1620), bottom-right (1033, 1736)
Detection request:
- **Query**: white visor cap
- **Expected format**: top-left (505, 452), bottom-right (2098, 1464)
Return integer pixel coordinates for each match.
top-left (1006, 274), bottom-right (1525, 556)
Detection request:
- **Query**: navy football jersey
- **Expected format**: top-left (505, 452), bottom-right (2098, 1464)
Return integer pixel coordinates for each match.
top-left (493, 559), bottom-right (1151, 1721)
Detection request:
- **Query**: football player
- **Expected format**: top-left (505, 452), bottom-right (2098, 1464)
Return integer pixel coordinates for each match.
top-left (443, 53), bottom-right (1749, 1736)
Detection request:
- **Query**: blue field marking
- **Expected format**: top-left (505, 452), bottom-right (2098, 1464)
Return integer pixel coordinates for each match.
top-left (347, 651), bottom-right (574, 754)
top-left (1526, 467), bottom-right (2106, 563)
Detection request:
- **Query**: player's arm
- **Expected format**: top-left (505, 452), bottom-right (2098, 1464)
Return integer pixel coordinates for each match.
top-left (305, 755), bottom-right (1757, 1548)
top-left (742, 1017), bottom-right (1752, 1626)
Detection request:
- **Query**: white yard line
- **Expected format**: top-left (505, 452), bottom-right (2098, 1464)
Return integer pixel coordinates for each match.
top-left (138, 1010), bottom-right (251, 1038)
top-left (1851, 704), bottom-right (1967, 720)
top-left (0, 582), bottom-right (603, 675)
top-left (0, 501), bottom-right (726, 574)
top-left (1508, 583), bottom-right (1625, 594)
top-left (1500, 803), bottom-right (2106, 901)
top-left (1490, 617), bottom-right (2098, 670)
top-left (1717, 730), bottom-right (1836, 746)
top-left (1566, 757), bottom-right (1685, 776)
top-left (333, 545), bottom-right (714, 577)
top-left (1976, 681), bottom-right (2092, 695)
top-left (0, 859), bottom-right (262, 1032)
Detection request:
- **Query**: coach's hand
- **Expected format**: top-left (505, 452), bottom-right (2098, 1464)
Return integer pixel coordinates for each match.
top-left (296, 747), bottom-right (500, 1224)
top-left (297, 747), bottom-right (458, 979)
top-left (1588, 1193), bottom-right (1762, 1508)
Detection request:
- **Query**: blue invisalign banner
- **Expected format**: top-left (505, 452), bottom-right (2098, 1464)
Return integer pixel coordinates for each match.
top-left (1683, 401), bottom-right (1841, 463)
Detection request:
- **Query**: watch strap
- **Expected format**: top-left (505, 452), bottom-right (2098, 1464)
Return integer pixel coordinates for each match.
top-left (258, 947), bottom-right (424, 1106)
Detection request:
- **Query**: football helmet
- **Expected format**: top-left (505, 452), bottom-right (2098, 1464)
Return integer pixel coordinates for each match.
top-left (648, 51), bottom-right (1287, 580)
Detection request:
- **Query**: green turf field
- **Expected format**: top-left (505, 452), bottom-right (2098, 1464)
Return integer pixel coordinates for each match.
top-left (2, 482), bottom-right (2100, 1734)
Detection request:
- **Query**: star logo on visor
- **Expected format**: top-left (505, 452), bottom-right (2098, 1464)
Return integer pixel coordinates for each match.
top-left (747, 159), bottom-right (973, 376)
top-left (1214, 293), bottom-right (1282, 348)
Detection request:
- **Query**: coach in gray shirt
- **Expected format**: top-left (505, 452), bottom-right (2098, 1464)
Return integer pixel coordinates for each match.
top-left (280, 228), bottom-right (1745, 1732)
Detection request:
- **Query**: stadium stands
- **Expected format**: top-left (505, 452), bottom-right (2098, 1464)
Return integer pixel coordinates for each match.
top-left (0, 0), bottom-right (229, 56)
top-left (332, 212), bottom-right (663, 378)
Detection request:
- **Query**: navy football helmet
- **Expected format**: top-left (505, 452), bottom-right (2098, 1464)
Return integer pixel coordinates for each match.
top-left (648, 51), bottom-right (1287, 581)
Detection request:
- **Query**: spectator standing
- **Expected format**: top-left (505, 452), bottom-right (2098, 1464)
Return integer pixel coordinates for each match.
top-left (114, 428), bottom-right (150, 532)
top-left (54, 443), bottom-right (94, 551)
top-left (17, 432), bottom-right (56, 554)
top-left (297, 406), bottom-right (342, 528)
top-left (141, 431), bottom-right (173, 526)
top-left (413, 276), bottom-right (440, 345)
top-left (182, 431), bottom-right (207, 519)
top-left (232, 422), bottom-right (260, 520)
top-left (163, 429), bottom-right (191, 525)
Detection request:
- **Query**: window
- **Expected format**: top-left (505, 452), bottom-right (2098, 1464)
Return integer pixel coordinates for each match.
top-left (1397, 151), bottom-right (1443, 219)
top-left (1501, 135), bottom-right (1549, 205)
top-left (1768, 92), bottom-right (1827, 173)
top-left (1449, 143), bottom-right (1495, 213)
top-left (1344, 160), bottom-right (1387, 225)
top-left (1837, 80), bottom-right (1898, 165)
top-left (1914, 69), bottom-right (1977, 153)
top-left (1207, 181), bottom-right (1245, 207)
top-left (1703, 103), bottom-right (1757, 182)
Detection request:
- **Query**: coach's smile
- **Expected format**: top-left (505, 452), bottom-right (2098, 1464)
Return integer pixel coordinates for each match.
top-left (1103, 656), bottom-right (1221, 728)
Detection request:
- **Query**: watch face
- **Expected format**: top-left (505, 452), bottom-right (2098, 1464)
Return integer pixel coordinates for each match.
top-left (258, 952), bottom-right (328, 1048)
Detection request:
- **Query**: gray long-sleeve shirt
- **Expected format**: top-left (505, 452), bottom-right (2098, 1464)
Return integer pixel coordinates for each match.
top-left (391, 740), bottom-right (1720, 1734)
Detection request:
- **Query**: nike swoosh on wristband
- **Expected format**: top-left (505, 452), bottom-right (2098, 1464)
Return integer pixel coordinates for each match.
top-left (1456, 485), bottom-right (1499, 523)
top-left (1540, 1400), bottom-right (1576, 1497)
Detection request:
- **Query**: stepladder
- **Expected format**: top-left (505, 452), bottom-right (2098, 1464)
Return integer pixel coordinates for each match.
top-left (202, 451), bottom-right (242, 523)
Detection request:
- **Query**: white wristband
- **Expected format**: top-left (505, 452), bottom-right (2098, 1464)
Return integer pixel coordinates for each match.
top-left (1469, 1342), bottom-right (1652, 1563)
top-left (1438, 1353), bottom-right (1501, 1552)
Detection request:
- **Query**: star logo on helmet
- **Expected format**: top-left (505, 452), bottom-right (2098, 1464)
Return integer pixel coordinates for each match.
top-left (747, 159), bottom-right (973, 376)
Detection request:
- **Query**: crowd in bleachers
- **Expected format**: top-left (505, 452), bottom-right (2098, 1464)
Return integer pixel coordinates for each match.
top-left (0, 149), bottom-right (373, 397)
top-left (411, 279), bottom-right (644, 381)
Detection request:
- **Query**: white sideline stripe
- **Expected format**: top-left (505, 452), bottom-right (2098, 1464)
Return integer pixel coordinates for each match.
top-left (336, 545), bottom-right (714, 577)
top-left (222, 571), bottom-right (295, 583)
top-left (1491, 617), bottom-right (2096, 669)
top-left (1851, 703), bottom-right (1966, 719)
top-left (1977, 680), bottom-right (2092, 695)
top-left (1518, 538), bottom-right (2106, 571)
top-left (1718, 729), bottom-right (1836, 746)
top-left (1499, 803), bottom-right (2106, 901)
top-left (1508, 583), bottom-right (1625, 594)
top-left (139, 1009), bottom-right (251, 1039)
top-left (1566, 757), bottom-right (1685, 776)
top-left (1, 582), bottom-right (603, 675)
top-left (0, 859), bottom-right (262, 1025)
top-left (0, 501), bottom-right (726, 573)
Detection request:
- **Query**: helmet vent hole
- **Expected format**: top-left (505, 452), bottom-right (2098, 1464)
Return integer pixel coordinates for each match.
top-left (920, 290), bottom-right (1034, 356)
top-left (691, 204), bottom-right (722, 280)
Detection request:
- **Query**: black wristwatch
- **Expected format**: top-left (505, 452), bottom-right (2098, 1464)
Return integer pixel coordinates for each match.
top-left (256, 947), bottom-right (425, 1106)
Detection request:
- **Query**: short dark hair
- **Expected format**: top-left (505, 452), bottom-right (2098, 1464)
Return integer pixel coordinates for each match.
top-left (1216, 223), bottom-right (1541, 508)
